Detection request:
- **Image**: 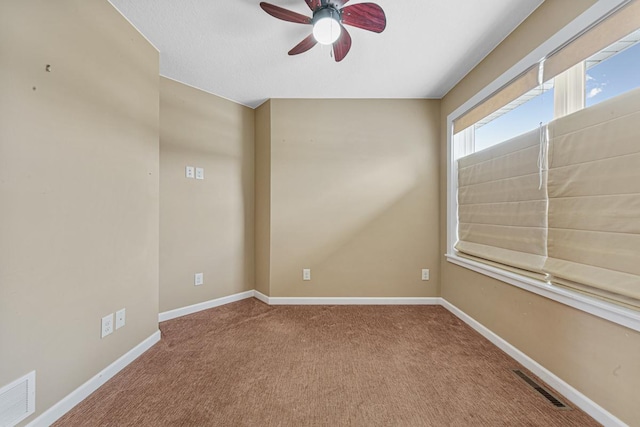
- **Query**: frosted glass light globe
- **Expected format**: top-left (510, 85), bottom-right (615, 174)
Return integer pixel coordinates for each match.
top-left (313, 17), bottom-right (341, 45)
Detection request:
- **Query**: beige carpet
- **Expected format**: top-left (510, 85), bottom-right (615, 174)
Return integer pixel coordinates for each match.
top-left (56, 299), bottom-right (599, 426)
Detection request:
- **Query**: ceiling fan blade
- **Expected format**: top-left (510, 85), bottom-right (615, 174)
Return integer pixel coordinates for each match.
top-left (333, 25), bottom-right (352, 62)
top-left (304, 0), bottom-right (322, 11)
top-left (341, 3), bottom-right (386, 33)
top-left (260, 2), bottom-right (312, 24)
top-left (288, 34), bottom-right (318, 55)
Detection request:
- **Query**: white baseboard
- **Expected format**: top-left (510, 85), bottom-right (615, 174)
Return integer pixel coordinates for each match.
top-left (253, 290), bottom-right (270, 304)
top-left (159, 290), bottom-right (255, 322)
top-left (27, 330), bottom-right (161, 427)
top-left (440, 299), bottom-right (626, 427)
top-left (262, 295), bottom-right (442, 305)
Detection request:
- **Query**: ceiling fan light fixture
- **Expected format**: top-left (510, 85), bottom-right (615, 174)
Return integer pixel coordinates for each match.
top-left (312, 9), bottom-right (341, 45)
top-left (260, 0), bottom-right (387, 61)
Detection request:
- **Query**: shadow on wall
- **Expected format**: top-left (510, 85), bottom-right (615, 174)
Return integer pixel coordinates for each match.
top-left (269, 99), bottom-right (440, 297)
top-left (273, 153), bottom-right (419, 266)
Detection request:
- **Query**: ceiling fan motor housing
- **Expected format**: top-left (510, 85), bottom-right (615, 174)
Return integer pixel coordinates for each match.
top-left (312, 6), bottom-right (341, 25)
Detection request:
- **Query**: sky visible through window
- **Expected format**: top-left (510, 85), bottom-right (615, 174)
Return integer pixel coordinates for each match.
top-left (474, 86), bottom-right (554, 152)
top-left (474, 41), bottom-right (640, 152)
top-left (586, 42), bottom-right (640, 107)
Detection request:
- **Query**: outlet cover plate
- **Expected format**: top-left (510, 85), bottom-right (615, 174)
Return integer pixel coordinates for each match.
top-left (302, 268), bottom-right (311, 281)
top-left (101, 313), bottom-right (114, 338)
top-left (186, 166), bottom-right (195, 179)
top-left (195, 167), bottom-right (204, 180)
top-left (421, 269), bottom-right (430, 281)
top-left (195, 273), bottom-right (204, 286)
top-left (115, 308), bottom-right (126, 330)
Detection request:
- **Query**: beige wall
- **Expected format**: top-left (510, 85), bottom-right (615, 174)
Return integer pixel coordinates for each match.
top-left (269, 99), bottom-right (440, 297)
top-left (159, 77), bottom-right (255, 313)
top-left (254, 101), bottom-right (272, 296)
top-left (0, 0), bottom-right (159, 424)
top-left (440, 1), bottom-right (640, 425)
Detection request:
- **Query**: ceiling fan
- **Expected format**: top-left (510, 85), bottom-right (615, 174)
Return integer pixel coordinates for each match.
top-left (259, 0), bottom-right (386, 62)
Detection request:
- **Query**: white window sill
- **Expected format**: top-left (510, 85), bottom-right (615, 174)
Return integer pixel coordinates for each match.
top-left (445, 253), bottom-right (640, 333)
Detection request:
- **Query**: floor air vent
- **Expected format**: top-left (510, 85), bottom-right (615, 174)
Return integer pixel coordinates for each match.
top-left (512, 369), bottom-right (571, 410)
top-left (0, 371), bottom-right (36, 427)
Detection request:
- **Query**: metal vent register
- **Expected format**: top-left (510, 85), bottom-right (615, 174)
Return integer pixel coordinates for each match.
top-left (512, 369), bottom-right (571, 410)
top-left (0, 371), bottom-right (35, 427)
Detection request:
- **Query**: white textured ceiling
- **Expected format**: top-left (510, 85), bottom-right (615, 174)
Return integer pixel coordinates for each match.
top-left (108, 0), bottom-right (543, 108)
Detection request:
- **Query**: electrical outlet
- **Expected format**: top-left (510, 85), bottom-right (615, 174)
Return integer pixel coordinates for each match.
top-left (421, 269), bottom-right (430, 281)
top-left (186, 166), bottom-right (195, 179)
top-left (115, 308), bottom-right (126, 330)
top-left (194, 272), bottom-right (204, 286)
top-left (195, 167), bottom-right (204, 180)
top-left (303, 268), bottom-right (311, 281)
top-left (101, 313), bottom-right (114, 338)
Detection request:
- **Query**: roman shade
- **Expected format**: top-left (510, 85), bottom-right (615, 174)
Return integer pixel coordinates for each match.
top-left (456, 129), bottom-right (548, 279)
top-left (544, 87), bottom-right (640, 307)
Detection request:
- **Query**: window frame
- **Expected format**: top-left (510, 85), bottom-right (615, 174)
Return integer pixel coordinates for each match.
top-left (446, 0), bottom-right (640, 333)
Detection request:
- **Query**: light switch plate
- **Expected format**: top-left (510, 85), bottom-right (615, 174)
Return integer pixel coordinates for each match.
top-left (195, 167), bottom-right (204, 180)
top-left (421, 269), bottom-right (430, 281)
top-left (194, 272), bottom-right (204, 286)
top-left (101, 313), bottom-right (114, 338)
top-left (303, 268), bottom-right (311, 281)
top-left (115, 308), bottom-right (126, 330)
top-left (186, 166), bottom-right (195, 179)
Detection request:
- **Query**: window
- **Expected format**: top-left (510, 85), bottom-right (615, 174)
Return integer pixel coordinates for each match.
top-left (447, 0), bottom-right (640, 332)
top-left (458, 25), bottom-right (640, 158)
